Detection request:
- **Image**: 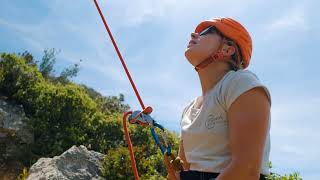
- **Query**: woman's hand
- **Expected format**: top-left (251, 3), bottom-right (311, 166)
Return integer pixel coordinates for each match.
top-left (164, 137), bottom-right (190, 179)
top-left (163, 154), bottom-right (182, 180)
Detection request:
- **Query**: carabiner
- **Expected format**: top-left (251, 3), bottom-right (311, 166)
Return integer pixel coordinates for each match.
top-left (127, 108), bottom-right (172, 155)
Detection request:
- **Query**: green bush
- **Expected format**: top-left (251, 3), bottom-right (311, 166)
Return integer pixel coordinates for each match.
top-left (0, 53), bottom-right (44, 99)
top-left (266, 162), bottom-right (302, 180)
top-left (0, 52), bottom-right (125, 157)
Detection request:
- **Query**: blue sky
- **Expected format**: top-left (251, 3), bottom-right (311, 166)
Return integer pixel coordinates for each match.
top-left (1, 0), bottom-right (319, 179)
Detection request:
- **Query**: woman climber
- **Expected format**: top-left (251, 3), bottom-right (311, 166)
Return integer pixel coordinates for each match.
top-left (164, 17), bottom-right (271, 180)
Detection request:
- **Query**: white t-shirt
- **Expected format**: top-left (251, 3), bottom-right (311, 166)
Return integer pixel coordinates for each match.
top-left (180, 70), bottom-right (271, 175)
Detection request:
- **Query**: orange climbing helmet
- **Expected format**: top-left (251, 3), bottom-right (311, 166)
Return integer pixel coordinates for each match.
top-left (195, 17), bottom-right (252, 69)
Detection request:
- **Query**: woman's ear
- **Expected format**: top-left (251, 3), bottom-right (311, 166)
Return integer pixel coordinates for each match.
top-left (221, 44), bottom-right (236, 57)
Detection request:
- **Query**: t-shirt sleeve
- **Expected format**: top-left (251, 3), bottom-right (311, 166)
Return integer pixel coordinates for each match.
top-left (221, 71), bottom-right (271, 111)
top-left (180, 100), bottom-right (193, 125)
top-left (179, 104), bottom-right (188, 138)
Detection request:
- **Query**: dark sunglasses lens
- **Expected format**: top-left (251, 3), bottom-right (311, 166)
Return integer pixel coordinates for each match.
top-left (199, 26), bottom-right (215, 36)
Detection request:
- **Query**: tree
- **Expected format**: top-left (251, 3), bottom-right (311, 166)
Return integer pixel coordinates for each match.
top-left (38, 48), bottom-right (81, 83)
top-left (56, 60), bottom-right (81, 83)
top-left (39, 48), bottom-right (57, 79)
top-left (19, 51), bottom-right (37, 66)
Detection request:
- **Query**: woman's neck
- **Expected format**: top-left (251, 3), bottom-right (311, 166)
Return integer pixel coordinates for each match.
top-left (197, 61), bottom-right (230, 96)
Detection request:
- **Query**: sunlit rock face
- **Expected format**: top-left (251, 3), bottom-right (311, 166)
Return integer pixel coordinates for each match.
top-left (27, 145), bottom-right (104, 180)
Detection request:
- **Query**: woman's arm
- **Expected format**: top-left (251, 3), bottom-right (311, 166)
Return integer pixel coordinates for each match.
top-left (178, 139), bottom-right (190, 170)
top-left (216, 87), bottom-right (270, 180)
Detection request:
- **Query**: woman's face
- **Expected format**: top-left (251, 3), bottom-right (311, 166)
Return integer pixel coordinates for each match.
top-left (184, 28), bottom-right (222, 67)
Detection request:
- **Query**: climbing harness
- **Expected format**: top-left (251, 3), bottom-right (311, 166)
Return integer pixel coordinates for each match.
top-left (92, 1), bottom-right (183, 179)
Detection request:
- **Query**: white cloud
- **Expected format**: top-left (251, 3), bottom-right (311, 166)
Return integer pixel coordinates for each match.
top-left (122, 0), bottom-right (176, 26)
top-left (266, 7), bottom-right (309, 32)
top-left (272, 96), bottom-right (320, 121)
top-left (0, 3), bottom-right (129, 83)
top-left (93, 0), bottom-right (179, 28)
top-left (279, 144), bottom-right (305, 156)
top-left (270, 96), bottom-right (320, 140)
top-left (0, 18), bottom-right (45, 52)
top-left (269, 95), bottom-right (320, 175)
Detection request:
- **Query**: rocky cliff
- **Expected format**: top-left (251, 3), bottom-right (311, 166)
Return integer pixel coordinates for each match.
top-left (0, 97), bottom-right (33, 179)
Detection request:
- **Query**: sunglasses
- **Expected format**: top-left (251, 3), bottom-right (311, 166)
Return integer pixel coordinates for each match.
top-left (199, 26), bottom-right (220, 36)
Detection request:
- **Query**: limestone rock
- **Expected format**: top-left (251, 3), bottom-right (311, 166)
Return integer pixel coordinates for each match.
top-left (27, 145), bottom-right (105, 180)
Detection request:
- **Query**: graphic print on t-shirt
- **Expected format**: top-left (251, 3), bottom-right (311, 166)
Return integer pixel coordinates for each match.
top-left (205, 114), bottom-right (227, 130)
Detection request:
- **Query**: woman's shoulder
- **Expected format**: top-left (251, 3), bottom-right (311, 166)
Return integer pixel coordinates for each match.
top-left (218, 69), bottom-right (263, 92)
top-left (218, 69), bottom-right (271, 109)
top-left (222, 69), bottom-right (260, 84)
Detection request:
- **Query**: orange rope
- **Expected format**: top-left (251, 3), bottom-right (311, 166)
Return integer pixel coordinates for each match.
top-left (92, 1), bottom-right (146, 179)
top-left (92, 0), bottom-right (145, 110)
top-left (123, 111), bottom-right (139, 180)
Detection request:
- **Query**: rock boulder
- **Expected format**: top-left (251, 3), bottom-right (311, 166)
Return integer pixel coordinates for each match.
top-left (27, 145), bottom-right (105, 180)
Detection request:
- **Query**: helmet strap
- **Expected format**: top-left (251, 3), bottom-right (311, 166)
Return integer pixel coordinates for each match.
top-left (194, 39), bottom-right (232, 72)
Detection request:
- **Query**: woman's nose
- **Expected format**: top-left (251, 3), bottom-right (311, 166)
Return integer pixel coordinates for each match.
top-left (191, 32), bottom-right (199, 39)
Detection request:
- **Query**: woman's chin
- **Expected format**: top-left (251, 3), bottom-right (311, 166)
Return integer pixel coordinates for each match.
top-left (185, 46), bottom-right (199, 59)
top-left (184, 48), bottom-right (192, 60)
top-left (184, 50), bottom-right (197, 65)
